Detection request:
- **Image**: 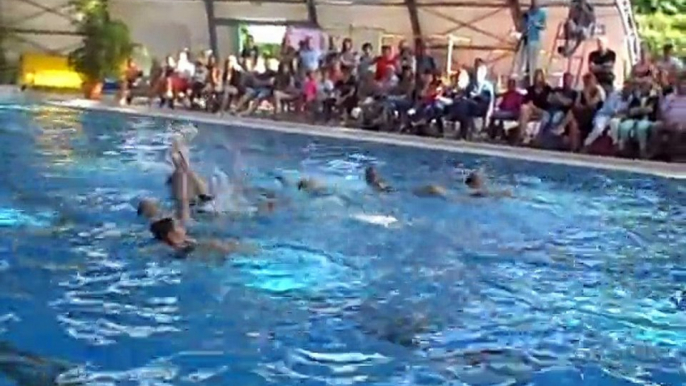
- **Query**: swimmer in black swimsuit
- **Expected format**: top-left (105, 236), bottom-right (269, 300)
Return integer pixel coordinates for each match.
top-left (167, 138), bottom-right (215, 209)
top-left (138, 198), bottom-right (254, 256)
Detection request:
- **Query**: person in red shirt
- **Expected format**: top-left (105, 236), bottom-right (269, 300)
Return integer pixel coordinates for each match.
top-left (494, 78), bottom-right (525, 120)
top-left (489, 77), bottom-right (525, 141)
top-left (375, 45), bottom-right (396, 81)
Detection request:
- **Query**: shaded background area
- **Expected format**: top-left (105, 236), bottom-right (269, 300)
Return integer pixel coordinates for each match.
top-left (0, 0), bottom-right (633, 82)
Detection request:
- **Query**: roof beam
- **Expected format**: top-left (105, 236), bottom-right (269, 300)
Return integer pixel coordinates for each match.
top-left (506, 0), bottom-right (523, 31)
top-left (202, 0), bottom-right (219, 56)
top-left (405, 0), bottom-right (422, 39)
top-left (0, 27), bottom-right (82, 36)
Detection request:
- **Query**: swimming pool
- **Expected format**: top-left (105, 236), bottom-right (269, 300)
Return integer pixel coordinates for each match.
top-left (0, 100), bottom-right (684, 385)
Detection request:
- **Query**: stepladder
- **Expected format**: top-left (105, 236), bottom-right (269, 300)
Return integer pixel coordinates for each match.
top-left (546, 21), bottom-right (592, 86)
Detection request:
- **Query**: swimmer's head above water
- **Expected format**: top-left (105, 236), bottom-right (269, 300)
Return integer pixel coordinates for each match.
top-left (149, 217), bottom-right (188, 248)
top-left (365, 166), bottom-right (379, 185)
top-left (464, 171), bottom-right (484, 190)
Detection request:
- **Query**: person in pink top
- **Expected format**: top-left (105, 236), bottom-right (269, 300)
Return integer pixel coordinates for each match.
top-left (303, 70), bottom-right (318, 103)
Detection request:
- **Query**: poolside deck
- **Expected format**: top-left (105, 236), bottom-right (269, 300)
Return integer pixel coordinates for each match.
top-left (1, 85), bottom-right (683, 179)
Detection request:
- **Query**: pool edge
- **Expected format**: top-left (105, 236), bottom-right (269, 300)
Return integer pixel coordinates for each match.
top-left (47, 98), bottom-right (686, 180)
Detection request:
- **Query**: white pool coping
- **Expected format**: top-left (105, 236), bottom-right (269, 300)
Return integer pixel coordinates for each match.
top-left (36, 97), bottom-right (685, 180)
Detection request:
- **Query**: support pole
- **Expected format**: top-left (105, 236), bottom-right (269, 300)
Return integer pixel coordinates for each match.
top-left (306, 0), bottom-right (319, 26)
top-left (202, 0), bottom-right (218, 55)
top-left (405, 0), bottom-right (422, 39)
top-left (446, 35), bottom-right (454, 74)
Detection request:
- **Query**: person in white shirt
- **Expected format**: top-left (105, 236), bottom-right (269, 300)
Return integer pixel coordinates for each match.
top-left (656, 44), bottom-right (683, 73)
top-left (176, 50), bottom-right (196, 80)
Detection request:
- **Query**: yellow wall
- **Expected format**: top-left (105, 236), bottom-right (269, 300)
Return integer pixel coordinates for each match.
top-left (20, 54), bottom-right (83, 90)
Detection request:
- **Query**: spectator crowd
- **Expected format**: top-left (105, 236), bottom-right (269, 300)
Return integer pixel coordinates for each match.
top-left (120, 24), bottom-right (686, 162)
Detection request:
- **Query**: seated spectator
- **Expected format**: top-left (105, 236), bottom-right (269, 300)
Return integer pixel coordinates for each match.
top-left (655, 43), bottom-right (683, 74)
top-left (189, 58), bottom-right (209, 108)
top-left (386, 66), bottom-right (415, 112)
top-left (657, 68), bottom-right (675, 96)
top-left (339, 38), bottom-right (358, 69)
top-left (175, 50), bottom-right (195, 95)
top-left (616, 78), bottom-right (659, 158)
top-left (119, 57), bottom-right (143, 105)
top-left (583, 79), bottom-right (631, 152)
top-left (559, 0), bottom-right (595, 57)
top-left (517, 69), bottom-right (552, 142)
top-left (334, 65), bottom-right (359, 122)
top-left (651, 72), bottom-right (686, 159)
top-left (319, 69), bottom-right (337, 121)
top-left (203, 55), bottom-right (222, 111)
top-left (570, 72), bottom-right (605, 146)
top-left (631, 47), bottom-right (656, 81)
top-left (159, 55), bottom-right (178, 108)
top-left (448, 59), bottom-right (494, 139)
top-left (219, 56), bottom-right (244, 114)
top-left (409, 70), bottom-right (444, 132)
top-left (395, 40), bottom-right (415, 74)
top-left (490, 77), bottom-right (524, 141)
top-left (358, 42), bottom-right (375, 76)
top-left (535, 72), bottom-right (578, 150)
top-left (375, 45), bottom-right (396, 81)
top-left (588, 37), bottom-right (616, 94)
top-left (493, 77), bottom-right (524, 121)
top-left (235, 61), bottom-right (277, 115)
top-left (328, 57), bottom-right (345, 83)
top-left (378, 65), bottom-right (399, 94)
top-left (271, 61), bottom-right (300, 116)
top-left (207, 56), bottom-right (220, 92)
top-left (303, 70), bottom-right (319, 106)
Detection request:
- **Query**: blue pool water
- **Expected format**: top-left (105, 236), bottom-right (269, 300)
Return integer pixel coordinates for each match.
top-left (0, 101), bottom-right (685, 385)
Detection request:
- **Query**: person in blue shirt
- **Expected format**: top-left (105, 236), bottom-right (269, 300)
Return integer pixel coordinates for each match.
top-left (448, 59), bottom-right (495, 139)
top-left (516, 0), bottom-right (547, 85)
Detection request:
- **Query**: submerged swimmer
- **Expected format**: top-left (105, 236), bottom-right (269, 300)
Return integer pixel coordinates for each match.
top-left (364, 166), bottom-right (392, 192)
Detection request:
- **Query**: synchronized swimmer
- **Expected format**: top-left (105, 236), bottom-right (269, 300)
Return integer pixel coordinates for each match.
top-left (138, 138), bottom-right (512, 255)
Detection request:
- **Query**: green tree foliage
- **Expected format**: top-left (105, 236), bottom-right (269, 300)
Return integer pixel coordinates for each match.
top-left (632, 0), bottom-right (686, 15)
top-left (637, 13), bottom-right (686, 55)
top-left (633, 0), bottom-right (686, 56)
top-left (68, 0), bottom-right (134, 81)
